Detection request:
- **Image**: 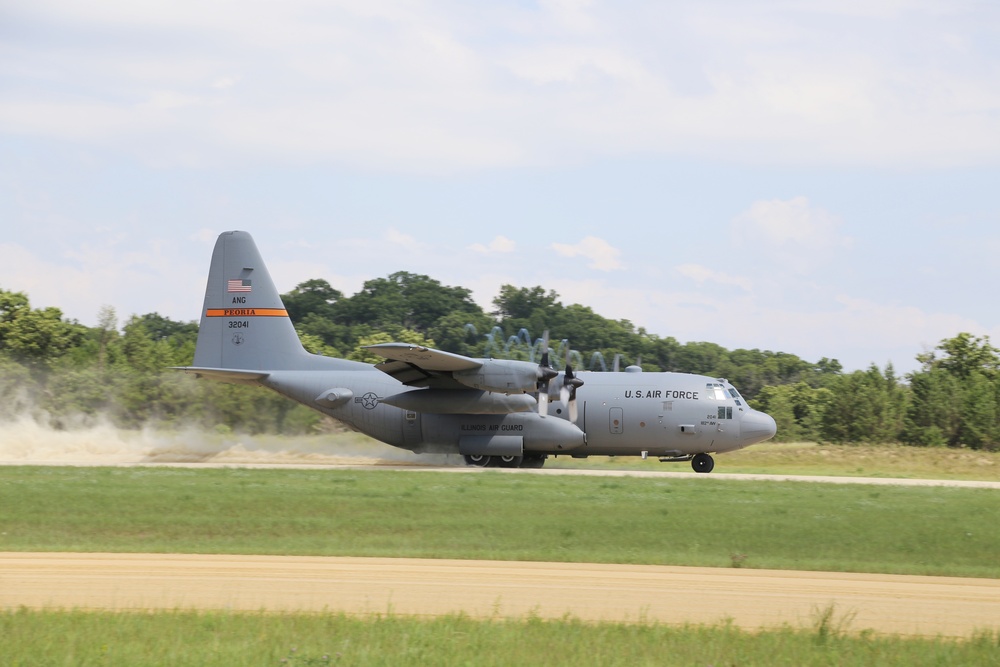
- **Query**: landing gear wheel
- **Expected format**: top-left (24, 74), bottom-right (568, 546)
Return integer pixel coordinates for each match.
top-left (497, 455), bottom-right (523, 468)
top-left (464, 454), bottom-right (493, 467)
top-left (691, 453), bottom-right (715, 473)
top-left (520, 455), bottom-right (547, 469)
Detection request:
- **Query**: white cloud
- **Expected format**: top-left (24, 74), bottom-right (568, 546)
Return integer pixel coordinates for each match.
top-left (468, 236), bottom-right (516, 253)
top-left (0, 241), bottom-right (204, 326)
top-left (383, 228), bottom-right (421, 247)
top-left (211, 77), bottom-right (239, 90)
top-left (733, 197), bottom-right (850, 249)
top-left (675, 264), bottom-right (752, 291)
top-left (551, 236), bottom-right (623, 271)
top-left (1, 0), bottom-right (997, 380)
top-left (3, 1), bottom-right (998, 170)
top-left (731, 197), bottom-right (853, 275)
top-left (190, 228), bottom-right (218, 244)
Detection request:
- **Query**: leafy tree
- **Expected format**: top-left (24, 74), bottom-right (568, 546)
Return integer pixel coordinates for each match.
top-left (643, 335), bottom-right (682, 373)
top-left (429, 311), bottom-right (494, 357)
top-left (282, 279), bottom-right (342, 323)
top-left (43, 366), bottom-right (118, 424)
top-left (297, 332), bottom-right (341, 358)
top-left (672, 341), bottom-right (728, 375)
top-left (0, 357), bottom-right (38, 420)
top-left (819, 364), bottom-right (906, 444)
top-left (135, 312), bottom-right (198, 342)
top-left (334, 272), bottom-right (480, 334)
top-left (491, 285), bottom-right (562, 337)
top-left (751, 382), bottom-right (831, 442)
top-left (0, 289), bottom-right (85, 366)
top-left (901, 368), bottom-right (963, 447)
top-left (958, 370), bottom-right (1000, 449)
top-left (118, 316), bottom-right (163, 374)
top-left (815, 357), bottom-right (843, 376)
top-left (96, 305), bottom-right (118, 373)
top-left (715, 349), bottom-right (814, 399)
top-left (924, 333), bottom-right (999, 379)
top-left (555, 304), bottom-right (637, 365)
top-left (904, 333), bottom-right (1000, 449)
top-left (293, 313), bottom-right (352, 356)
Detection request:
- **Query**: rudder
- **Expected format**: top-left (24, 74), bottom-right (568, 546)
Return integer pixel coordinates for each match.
top-left (192, 231), bottom-right (311, 371)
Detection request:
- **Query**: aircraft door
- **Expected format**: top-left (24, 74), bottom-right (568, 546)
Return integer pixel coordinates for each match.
top-left (610, 407), bottom-right (624, 434)
top-left (401, 410), bottom-right (422, 448)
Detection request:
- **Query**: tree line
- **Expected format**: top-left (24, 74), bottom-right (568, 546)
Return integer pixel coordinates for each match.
top-left (1, 275), bottom-right (997, 449)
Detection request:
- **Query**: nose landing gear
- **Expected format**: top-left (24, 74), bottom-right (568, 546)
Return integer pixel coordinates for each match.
top-left (691, 453), bottom-right (715, 473)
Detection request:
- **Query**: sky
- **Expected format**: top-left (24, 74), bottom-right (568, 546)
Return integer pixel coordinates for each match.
top-left (1, 0), bottom-right (998, 375)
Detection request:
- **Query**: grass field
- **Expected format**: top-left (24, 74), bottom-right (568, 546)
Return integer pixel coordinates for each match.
top-left (1, 466), bottom-right (997, 577)
top-left (549, 441), bottom-right (1000, 481)
top-left (2, 461), bottom-right (999, 664)
top-left (2, 608), bottom-right (998, 667)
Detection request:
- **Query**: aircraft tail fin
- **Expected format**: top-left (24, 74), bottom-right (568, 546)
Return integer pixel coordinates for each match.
top-left (190, 231), bottom-right (314, 371)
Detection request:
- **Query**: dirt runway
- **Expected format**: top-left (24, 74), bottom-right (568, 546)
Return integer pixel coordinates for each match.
top-left (2, 552), bottom-right (998, 638)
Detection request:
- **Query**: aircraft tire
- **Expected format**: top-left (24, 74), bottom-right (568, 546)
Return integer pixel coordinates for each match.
top-left (497, 455), bottom-right (523, 468)
top-left (520, 455), bottom-right (547, 469)
top-left (464, 454), bottom-right (493, 467)
top-left (691, 453), bottom-right (715, 473)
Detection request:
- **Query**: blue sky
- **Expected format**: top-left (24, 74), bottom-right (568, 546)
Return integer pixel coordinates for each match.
top-left (1, 0), bottom-right (998, 375)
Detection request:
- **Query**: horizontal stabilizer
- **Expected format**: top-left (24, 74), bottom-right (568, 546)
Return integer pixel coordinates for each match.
top-left (172, 366), bottom-right (270, 384)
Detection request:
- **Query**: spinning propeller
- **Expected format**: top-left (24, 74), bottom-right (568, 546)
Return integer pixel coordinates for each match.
top-left (559, 347), bottom-right (584, 423)
top-left (535, 331), bottom-right (558, 418)
top-left (534, 332), bottom-right (583, 422)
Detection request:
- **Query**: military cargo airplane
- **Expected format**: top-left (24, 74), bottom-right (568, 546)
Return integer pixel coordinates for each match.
top-left (177, 231), bottom-right (776, 471)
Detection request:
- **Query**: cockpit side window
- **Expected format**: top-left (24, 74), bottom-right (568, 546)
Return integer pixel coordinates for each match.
top-left (727, 387), bottom-right (743, 406)
top-left (705, 383), bottom-right (728, 401)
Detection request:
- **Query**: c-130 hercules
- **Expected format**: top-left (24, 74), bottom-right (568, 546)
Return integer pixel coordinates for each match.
top-left (177, 231), bottom-right (776, 471)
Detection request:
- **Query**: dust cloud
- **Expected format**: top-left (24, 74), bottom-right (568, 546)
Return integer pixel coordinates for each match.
top-left (0, 415), bottom-right (460, 468)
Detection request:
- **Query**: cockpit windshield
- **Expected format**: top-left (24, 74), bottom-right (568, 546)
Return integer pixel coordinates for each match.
top-left (705, 382), bottom-right (728, 401)
top-left (726, 385), bottom-right (743, 407)
top-left (707, 381), bottom-right (745, 407)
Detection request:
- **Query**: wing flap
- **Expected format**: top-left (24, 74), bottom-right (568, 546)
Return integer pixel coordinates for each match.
top-left (373, 360), bottom-right (437, 386)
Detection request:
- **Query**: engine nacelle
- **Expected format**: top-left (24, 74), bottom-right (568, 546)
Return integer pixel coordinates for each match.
top-left (453, 359), bottom-right (539, 394)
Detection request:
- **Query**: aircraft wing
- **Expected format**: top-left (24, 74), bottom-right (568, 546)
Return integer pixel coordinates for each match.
top-left (364, 343), bottom-right (482, 388)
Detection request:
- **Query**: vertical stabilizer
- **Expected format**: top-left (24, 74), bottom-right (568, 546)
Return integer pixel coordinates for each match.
top-left (192, 231), bottom-right (312, 371)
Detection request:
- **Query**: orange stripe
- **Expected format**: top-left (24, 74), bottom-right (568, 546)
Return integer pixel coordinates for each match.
top-left (205, 308), bottom-right (289, 317)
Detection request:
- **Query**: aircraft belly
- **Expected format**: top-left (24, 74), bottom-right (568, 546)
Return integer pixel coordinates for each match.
top-left (421, 413), bottom-right (585, 453)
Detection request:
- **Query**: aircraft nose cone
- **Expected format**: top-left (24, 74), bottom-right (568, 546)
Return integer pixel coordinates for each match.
top-left (740, 410), bottom-right (777, 447)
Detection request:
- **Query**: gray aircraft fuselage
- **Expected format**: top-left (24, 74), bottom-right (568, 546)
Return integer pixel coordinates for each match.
top-left (178, 231), bottom-right (777, 472)
top-left (257, 367), bottom-right (771, 459)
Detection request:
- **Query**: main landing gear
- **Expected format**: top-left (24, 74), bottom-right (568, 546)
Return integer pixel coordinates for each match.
top-left (463, 454), bottom-right (547, 469)
top-left (691, 452), bottom-right (715, 473)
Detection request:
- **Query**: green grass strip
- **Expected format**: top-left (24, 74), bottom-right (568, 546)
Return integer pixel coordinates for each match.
top-left (2, 467), bottom-right (998, 578)
top-left (2, 608), bottom-right (998, 667)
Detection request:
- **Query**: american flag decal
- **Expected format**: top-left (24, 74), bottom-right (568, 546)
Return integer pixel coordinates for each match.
top-left (227, 279), bottom-right (252, 293)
